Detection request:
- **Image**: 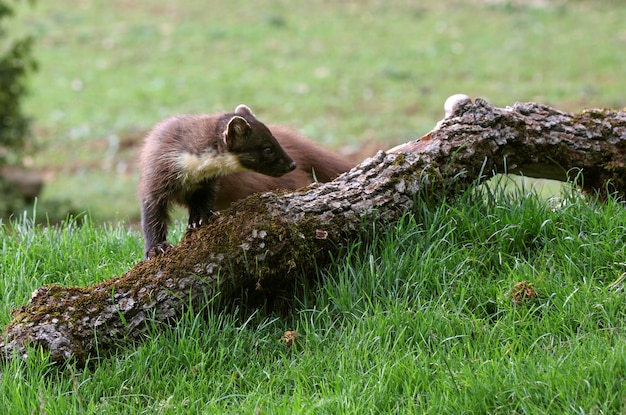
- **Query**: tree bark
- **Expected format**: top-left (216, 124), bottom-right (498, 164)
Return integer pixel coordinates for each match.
top-left (2, 97), bottom-right (625, 365)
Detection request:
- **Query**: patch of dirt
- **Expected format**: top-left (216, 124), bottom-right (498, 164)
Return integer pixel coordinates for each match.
top-left (511, 281), bottom-right (538, 304)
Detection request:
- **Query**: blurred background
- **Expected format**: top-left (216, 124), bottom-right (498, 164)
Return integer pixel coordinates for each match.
top-left (2, 0), bottom-right (625, 225)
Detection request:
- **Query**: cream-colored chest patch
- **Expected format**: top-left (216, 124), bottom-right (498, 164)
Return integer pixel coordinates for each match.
top-left (176, 151), bottom-right (245, 184)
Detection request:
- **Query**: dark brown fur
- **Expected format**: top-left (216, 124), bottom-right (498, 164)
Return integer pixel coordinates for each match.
top-left (214, 125), bottom-right (354, 209)
top-left (138, 105), bottom-right (296, 259)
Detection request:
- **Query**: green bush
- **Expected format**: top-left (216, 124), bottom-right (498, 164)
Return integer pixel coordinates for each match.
top-left (0, 0), bottom-right (37, 216)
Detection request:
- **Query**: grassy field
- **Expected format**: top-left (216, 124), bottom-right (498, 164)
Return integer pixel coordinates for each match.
top-left (2, 187), bottom-right (625, 413)
top-left (2, 0), bottom-right (626, 413)
top-left (8, 0), bottom-right (626, 223)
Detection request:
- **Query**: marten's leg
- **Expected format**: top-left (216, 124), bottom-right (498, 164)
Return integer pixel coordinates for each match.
top-left (187, 178), bottom-right (218, 229)
top-left (141, 198), bottom-right (173, 259)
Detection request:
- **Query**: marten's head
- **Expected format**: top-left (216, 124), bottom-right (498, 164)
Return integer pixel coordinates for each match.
top-left (223, 105), bottom-right (297, 177)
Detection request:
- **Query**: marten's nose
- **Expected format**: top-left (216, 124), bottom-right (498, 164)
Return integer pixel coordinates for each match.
top-left (288, 161), bottom-right (297, 171)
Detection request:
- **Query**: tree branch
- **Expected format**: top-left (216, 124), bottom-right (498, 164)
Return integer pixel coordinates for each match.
top-left (2, 97), bottom-right (625, 365)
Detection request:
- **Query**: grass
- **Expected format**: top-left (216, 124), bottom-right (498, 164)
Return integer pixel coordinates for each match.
top-left (6, 0), bottom-right (626, 223)
top-left (1, 184), bottom-right (626, 414)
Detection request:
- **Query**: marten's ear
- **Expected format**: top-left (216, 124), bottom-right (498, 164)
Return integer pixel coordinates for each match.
top-left (234, 104), bottom-right (255, 118)
top-left (224, 116), bottom-right (251, 148)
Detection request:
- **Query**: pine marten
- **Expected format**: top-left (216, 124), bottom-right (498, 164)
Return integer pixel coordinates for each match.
top-left (138, 105), bottom-right (296, 259)
top-left (213, 125), bottom-right (354, 209)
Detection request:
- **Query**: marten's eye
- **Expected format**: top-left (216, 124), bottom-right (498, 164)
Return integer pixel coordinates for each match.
top-left (263, 147), bottom-right (275, 156)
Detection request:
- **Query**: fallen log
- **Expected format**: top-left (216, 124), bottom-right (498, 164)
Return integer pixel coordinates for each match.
top-left (2, 96), bottom-right (625, 365)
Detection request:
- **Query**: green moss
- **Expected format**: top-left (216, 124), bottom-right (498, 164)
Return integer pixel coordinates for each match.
top-left (391, 152), bottom-right (407, 166)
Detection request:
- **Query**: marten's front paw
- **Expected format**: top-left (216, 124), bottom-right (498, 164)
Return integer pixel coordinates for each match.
top-left (188, 211), bottom-right (219, 229)
top-left (146, 241), bottom-right (174, 259)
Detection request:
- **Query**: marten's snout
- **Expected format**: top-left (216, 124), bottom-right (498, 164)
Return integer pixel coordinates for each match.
top-left (288, 161), bottom-right (297, 171)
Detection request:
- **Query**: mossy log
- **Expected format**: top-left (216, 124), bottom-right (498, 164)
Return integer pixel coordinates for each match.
top-left (2, 96), bottom-right (625, 365)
